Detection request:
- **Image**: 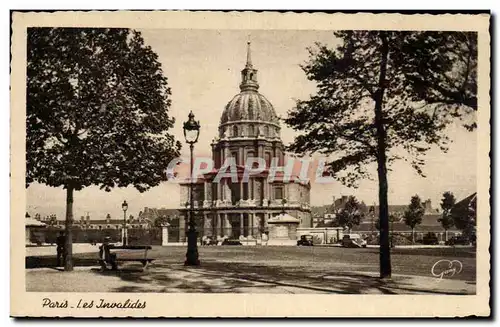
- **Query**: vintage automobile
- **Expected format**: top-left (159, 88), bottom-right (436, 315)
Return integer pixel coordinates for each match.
top-left (445, 235), bottom-right (471, 246)
top-left (422, 232), bottom-right (439, 245)
top-left (297, 235), bottom-right (314, 246)
top-left (342, 234), bottom-right (367, 248)
top-left (201, 236), bottom-right (218, 246)
top-left (221, 238), bottom-right (242, 246)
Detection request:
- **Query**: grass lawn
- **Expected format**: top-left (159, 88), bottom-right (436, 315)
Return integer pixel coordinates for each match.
top-left (27, 245), bottom-right (476, 282)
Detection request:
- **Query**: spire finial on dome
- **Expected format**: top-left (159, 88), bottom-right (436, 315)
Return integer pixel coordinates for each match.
top-left (246, 40), bottom-right (252, 68)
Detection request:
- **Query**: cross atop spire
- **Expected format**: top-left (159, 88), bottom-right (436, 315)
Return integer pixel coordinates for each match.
top-left (246, 40), bottom-right (252, 68)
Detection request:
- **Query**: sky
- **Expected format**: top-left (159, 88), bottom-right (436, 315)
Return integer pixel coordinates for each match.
top-left (26, 29), bottom-right (477, 220)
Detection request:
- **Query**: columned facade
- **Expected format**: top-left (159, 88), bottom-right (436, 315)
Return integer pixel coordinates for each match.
top-left (179, 42), bottom-right (311, 240)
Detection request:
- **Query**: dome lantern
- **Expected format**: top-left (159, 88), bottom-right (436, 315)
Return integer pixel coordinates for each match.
top-left (220, 42), bottom-right (280, 128)
top-left (239, 41), bottom-right (259, 92)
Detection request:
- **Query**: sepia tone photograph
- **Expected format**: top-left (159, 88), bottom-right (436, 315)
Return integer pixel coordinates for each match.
top-left (10, 11), bottom-right (490, 317)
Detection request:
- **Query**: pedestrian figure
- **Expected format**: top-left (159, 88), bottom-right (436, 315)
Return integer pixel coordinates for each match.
top-left (56, 232), bottom-right (65, 266)
top-left (99, 236), bottom-right (117, 270)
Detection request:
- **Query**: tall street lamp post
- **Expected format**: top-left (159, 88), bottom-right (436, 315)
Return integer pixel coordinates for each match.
top-left (183, 111), bottom-right (201, 266)
top-left (122, 200), bottom-right (128, 245)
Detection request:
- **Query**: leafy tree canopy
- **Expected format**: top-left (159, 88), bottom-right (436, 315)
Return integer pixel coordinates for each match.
top-left (403, 195), bottom-right (425, 229)
top-left (336, 196), bottom-right (365, 230)
top-left (438, 191), bottom-right (456, 230)
top-left (451, 193), bottom-right (477, 238)
top-left (154, 215), bottom-right (170, 227)
top-left (285, 31), bottom-right (477, 187)
top-left (27, 28), bottom-right (181, 192)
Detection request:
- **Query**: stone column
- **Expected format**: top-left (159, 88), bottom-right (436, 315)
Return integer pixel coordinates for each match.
top-left (250, 179), bottom-right (254, 200)
top-left (239, 147), bottom-right (244, 166)
top-left (263, 179), bottom-right (269, 204)
top-left (250, 213), bottom-right (254, 236)
top-left (204, 182), bottom-right (209, 202)
top-left (240, 213), bottom-right (244, 236)
top-left (258, 144), bottom-right (264, 159)
top-left (216, 179), bottom-right (221, 202)
top-left (216, 213), bottom-right (222, 237)
top-left (227, 181), bottom-right (232, 203)
top-left (223, 213), bottom-right (231, 237)
top-left (223, 144), bottom-right (229, 162)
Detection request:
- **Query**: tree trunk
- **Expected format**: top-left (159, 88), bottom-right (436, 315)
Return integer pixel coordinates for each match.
top-left (375, 32), bottom-right (391, 279)
top-left (445, 229), bottom-right (448, 242)
top-left (64, 184), bottom-right (74, 271)
top-left (411, 228), bottom-right (415, 244)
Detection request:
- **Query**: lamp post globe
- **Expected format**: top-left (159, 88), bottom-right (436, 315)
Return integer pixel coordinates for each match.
top-left (122, 200), bottom-right (128, 245)
top-left (183, 111), bottom-right (201, 266)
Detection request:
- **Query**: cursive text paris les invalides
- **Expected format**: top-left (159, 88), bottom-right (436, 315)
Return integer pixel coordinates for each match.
top-left (42, 298), bottom-right (146, 309)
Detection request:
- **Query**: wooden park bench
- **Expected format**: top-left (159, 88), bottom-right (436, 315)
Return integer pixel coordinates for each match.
top-left (98, 244), bottom-right (154, 271)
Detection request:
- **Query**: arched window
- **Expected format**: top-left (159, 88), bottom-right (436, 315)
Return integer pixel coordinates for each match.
top-left (248, 124), bottom-right (255, 137)
top-left (233, 125), bottom-right (238, 137)
top-left (264, 126), bottom-right (269, 137)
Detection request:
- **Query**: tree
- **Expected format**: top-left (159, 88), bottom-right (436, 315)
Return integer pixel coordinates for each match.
top-left (403, 195), bottom-right (425, 243)
top-left (438, 191), bottom-right (456, 241)
top-left (154, 215), bottom-right (170, 228)
top-left (451, 193), bottom-right (477, 242)
top-left (285, 31), bottom-right (476, 278)
top-left (335, 196), bottom-right (364, 232)
top-left (27, 28), bottom-right (181, 271)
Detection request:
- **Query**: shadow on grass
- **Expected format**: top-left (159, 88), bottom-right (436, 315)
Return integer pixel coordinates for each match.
top-left (86, 260), bottom-right (471, 294)
top-left (27, 252), bottom-right (474, 294)
top-left (26, 255), bottom-right (100, 269)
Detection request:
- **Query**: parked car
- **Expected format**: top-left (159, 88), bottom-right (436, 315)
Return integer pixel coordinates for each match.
top-left (201, 236), bottom-right (218, 246)
top-left (221, 239), bottom-right (242, 246)
top-left (297, 235), bottom-right (314, 246)
top-left (445, 235), bottom-right (471, 246)
top-left (422, 232), bottom-right (439, 245)
top-left (342, 234), bottom-right (367, 248)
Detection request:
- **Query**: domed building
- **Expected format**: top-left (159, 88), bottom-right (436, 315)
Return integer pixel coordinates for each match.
top-left (178, 42), bottom-right (311, 241)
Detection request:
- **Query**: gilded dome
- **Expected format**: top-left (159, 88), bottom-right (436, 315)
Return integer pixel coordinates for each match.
top-left (220, 91), bottom-right (279, 125)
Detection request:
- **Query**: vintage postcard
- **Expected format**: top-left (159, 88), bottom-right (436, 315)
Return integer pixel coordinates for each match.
top-left (11, 11), bottom-right (490, 317)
